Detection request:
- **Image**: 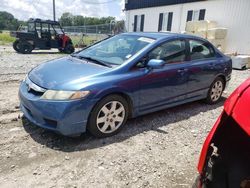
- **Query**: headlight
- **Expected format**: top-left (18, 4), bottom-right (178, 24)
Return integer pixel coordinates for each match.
top-left (23, 74), bottom-right (28, 82)
top-left (41, 90), bottom-right (90, 100)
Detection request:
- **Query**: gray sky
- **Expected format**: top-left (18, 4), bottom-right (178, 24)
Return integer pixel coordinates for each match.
top-left (0, 0), bottom-right (125, 20)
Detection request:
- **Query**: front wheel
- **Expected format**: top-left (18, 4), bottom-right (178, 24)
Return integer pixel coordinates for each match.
top-left (206, 77), bottom-right (225, 104)
top-left (87, 95), bottom-right (129, 138)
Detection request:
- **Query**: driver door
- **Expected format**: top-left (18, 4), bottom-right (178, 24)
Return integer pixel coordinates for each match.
top-left (137, 39), bottom-right (189, 113)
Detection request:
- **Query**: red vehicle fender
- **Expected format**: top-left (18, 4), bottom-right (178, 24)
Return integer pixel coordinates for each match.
top-left (197, 112), bottom-right (223, 173)
top-left (231, 83), bottom-right (250, 136)
top-left (60, 34), bottom-right (70, 48)
top-left (197, 78), bottom-right (250, 174)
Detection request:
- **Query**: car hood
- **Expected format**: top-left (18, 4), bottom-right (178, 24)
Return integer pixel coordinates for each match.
top-left (29, 56), bottom-right (111, 90)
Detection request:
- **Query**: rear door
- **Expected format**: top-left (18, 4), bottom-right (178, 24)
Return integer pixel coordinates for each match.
top-left (185, 39), bottom-right (219, 99)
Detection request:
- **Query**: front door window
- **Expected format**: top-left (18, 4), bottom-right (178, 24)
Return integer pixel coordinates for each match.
top-left (148, 40), bottom-right (186, 64)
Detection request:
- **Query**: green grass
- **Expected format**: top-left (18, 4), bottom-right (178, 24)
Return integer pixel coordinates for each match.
top-left (0, 31), bottom-right (15, 45)
top-left (69, 34), bottom-right (105, 47)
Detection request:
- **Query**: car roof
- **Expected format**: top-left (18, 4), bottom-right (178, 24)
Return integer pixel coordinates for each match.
top-left (28, 18), bottom-right (60, 25)
top-left (121, 32), bottom-right (203, 41)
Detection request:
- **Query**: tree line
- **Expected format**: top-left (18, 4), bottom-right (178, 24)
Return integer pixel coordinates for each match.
top-left (0, 11), bottom-right (121, 31)
top-left (59, 12), bottom-right (117, 26)
top-left (0, 11), bottom-right (26, 31)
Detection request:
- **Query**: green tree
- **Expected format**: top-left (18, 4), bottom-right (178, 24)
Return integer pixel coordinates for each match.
top-left (59, 12), bottom-right (74, 26)
top-left (59, 12), bottom-right (116, 26)
top-left (73, 15), bottom-right (85, 26)
top-left (0, 11), bottom-right (20, 30)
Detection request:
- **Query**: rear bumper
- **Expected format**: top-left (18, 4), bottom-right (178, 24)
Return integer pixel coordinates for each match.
top-left (19, 81), bottom-right (96, 136)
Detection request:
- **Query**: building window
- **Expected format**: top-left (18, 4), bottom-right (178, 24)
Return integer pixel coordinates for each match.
top-left (158, 12), bottom-right (173, 32)
top-left (187, 9), bottom-right (206, 22)
top-left (193, 10), bottom-right (200, 21)
top-left (137, 15), bottom-right (142, 31)
top-left (133, 14), bottom-right (145, 32)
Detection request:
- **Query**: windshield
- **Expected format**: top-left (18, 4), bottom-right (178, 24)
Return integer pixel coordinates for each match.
top-left (77, 35), bottom-right (155, 65)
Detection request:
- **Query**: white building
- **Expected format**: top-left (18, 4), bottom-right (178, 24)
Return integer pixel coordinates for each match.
top-left (124, 0), bottom-right (250, 54)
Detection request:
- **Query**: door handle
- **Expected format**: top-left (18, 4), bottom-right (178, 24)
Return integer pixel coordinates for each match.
top-left (177, 68), bottom-right (188, 73)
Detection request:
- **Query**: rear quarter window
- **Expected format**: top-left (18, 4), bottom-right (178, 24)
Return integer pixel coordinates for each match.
top-left (189, 40), bottom-right (215, 61)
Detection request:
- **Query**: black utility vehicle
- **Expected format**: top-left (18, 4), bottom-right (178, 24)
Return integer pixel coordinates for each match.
top-left (11, 18), bottom-right (75, 54)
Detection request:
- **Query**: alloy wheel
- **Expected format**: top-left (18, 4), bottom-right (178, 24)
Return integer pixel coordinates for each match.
top-left (210, 80), bottom-right (223, 102)
top-left (96, 101), bottom-right (125, 134)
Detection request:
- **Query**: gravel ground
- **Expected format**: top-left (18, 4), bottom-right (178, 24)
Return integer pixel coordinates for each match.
top-left (0, 46), bottom-right (249, 188)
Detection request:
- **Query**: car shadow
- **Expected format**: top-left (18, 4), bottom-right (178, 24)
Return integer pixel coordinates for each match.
top-left (29, 51), bottom-right (63, 55)
top-left (22, 97), bottom-right (226, 153)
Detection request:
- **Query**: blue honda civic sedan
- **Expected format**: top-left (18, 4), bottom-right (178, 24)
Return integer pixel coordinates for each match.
top-left (19, 32), bottom-right (232, 137)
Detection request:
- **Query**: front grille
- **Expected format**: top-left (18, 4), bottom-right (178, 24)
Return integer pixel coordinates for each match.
top-left (25, 76), bottom-right (46, 96)
top-left (28, 88), bottom-right (44, 96)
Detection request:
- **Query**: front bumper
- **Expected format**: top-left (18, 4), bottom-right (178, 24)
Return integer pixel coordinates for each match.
top-left (19, 81), bottom-right (96, 136)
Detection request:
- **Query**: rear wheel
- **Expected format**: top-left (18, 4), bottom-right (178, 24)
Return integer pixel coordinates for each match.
top-left (58, 48), bottom-right (64, 53)
top-left (87, 95), bottom-right (129, 138)
top-left (63, 43), bottom-right (75, 54)
top-left (206, 77), bottom-right (225, 104)
top-left (18, 41), bottom-right (33, 54)
top-left (13, 40), bottom-right (21, 52)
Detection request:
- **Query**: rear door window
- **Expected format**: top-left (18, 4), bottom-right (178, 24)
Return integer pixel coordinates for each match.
top-left (148, 40), bottom-right (186, 64)
top-left (189, 40), bottom-right (215, 61)
top-left (41, 23), bottom-right (49, 33)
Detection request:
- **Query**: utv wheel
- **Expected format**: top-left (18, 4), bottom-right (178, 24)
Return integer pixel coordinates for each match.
top-left (63, 43), bottom-right (75, 54)
top-left (87, 95), bottom-right (129, 138)
top-left (58, 48), bottom-right (64, 53)
top-left (13, 40), bottom-right (21, 52)
top-left (19, 41), bottom-right (33, 54)
top-left (206, 77), bottom-right (225, 104)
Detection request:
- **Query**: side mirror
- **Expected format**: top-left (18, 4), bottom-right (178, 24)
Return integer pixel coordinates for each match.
top-left (147, 59), bottom-right (165, 69)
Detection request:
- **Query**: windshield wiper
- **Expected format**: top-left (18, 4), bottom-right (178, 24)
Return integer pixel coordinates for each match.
top-left (71, 54), bottom-right (112, 68)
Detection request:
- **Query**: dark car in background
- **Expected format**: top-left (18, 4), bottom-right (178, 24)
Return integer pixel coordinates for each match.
top-left (19, 32), bottom-right (232, 137)
top-left (195, 78), bottom-right (250, 188)
top-left (11, 18), bottom-right (74, 54)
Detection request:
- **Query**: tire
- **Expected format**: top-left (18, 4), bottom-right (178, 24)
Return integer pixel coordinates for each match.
top-left (13, 40), bottom-right (21, 52)
top-left (206, 77), bottom-right (225, 104)
top-left (58, 48), bottom-right (64, 53)
top-left (63, 43), bottom-right (75, 54)
top-left (87, 95), bottom-right (129, 138)
top-left (18, 41), bottom-right (33, 54)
